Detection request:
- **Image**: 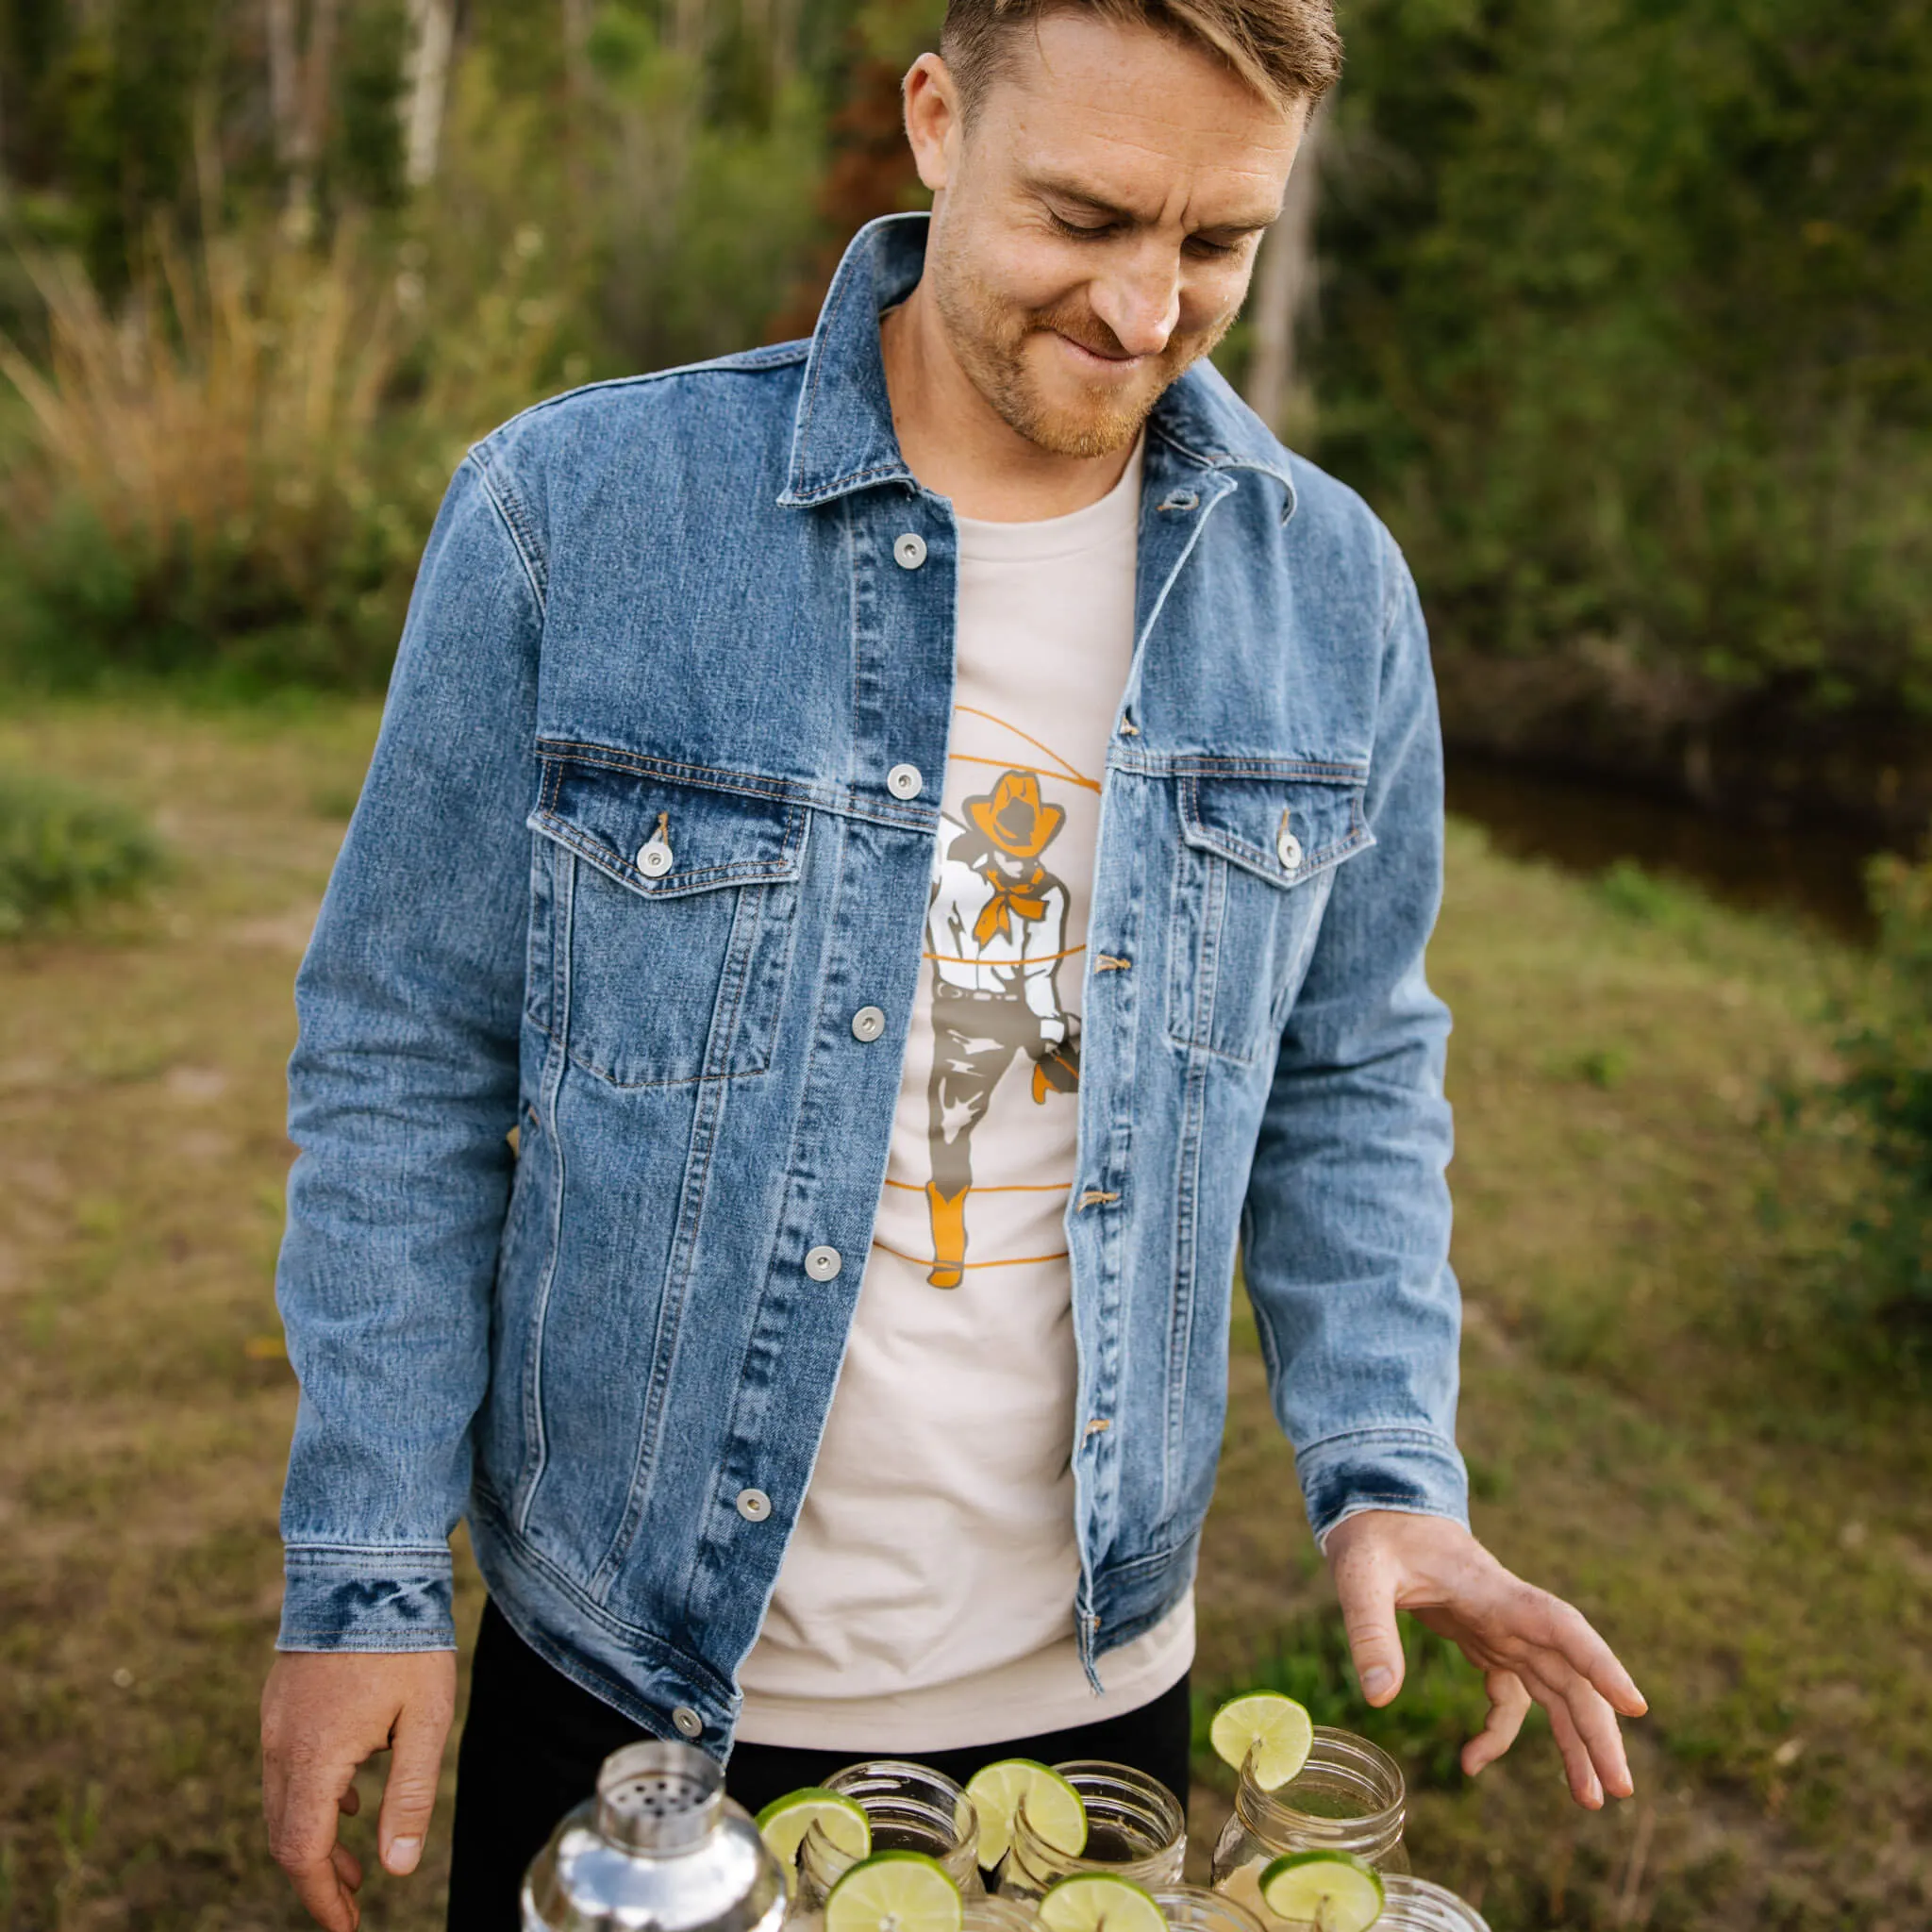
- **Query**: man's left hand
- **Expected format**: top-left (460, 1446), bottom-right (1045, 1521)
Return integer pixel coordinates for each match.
top-left (1324, 1510), bottom-right (1647, 1808)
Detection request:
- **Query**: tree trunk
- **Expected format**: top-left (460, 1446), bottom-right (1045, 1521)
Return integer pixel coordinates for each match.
top-left (771, 0), bottom-right (802, 86)
top-left (282, 0), bottom-right (341, 216)
top-left (1243, 96), bottom-right (1327, 439)
top-left (401, 0), bottom-right (457, 188)
top-left (561, 0), bottom-right (591, 101)
top-left (671, 0), bottom-right (708, 58)
top-left (265, 0), bottom-right (298, 166)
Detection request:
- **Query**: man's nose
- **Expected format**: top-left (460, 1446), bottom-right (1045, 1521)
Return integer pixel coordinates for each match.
top-left (1087, 246), bottom-right (1182, 358)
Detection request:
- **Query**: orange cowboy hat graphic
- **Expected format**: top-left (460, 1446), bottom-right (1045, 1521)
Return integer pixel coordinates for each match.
top-left (965, 770), bottom-right (1065, 859)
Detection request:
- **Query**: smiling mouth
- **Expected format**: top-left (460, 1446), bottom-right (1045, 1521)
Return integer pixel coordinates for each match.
top-left (1049, 329), bottom-right (1145, 372)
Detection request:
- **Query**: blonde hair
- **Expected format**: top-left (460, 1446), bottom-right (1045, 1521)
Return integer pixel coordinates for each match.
top-left (941, 0), bottom-right (1341, 119)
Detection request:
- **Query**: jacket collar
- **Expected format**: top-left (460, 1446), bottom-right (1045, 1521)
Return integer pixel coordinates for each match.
top-left (777, 212), bottom-right (1296, 521)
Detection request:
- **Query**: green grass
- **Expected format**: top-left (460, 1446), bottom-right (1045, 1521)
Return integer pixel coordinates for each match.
top-left (0, 767), bottom-right (163, 936)
top-left (0, 702), bottom-right (1927, 1927)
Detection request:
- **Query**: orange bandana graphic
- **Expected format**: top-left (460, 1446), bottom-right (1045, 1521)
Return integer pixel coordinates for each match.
top-left (971, 858), bottom-right (1051, 945)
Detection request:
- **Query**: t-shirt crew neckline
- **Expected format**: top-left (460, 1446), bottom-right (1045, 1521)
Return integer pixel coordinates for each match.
top-left (951, 435), bottom-right (1146, 562)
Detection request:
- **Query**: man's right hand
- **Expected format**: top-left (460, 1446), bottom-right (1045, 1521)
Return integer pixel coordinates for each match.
top-left (261, 1649), bottom-right (458, 1932)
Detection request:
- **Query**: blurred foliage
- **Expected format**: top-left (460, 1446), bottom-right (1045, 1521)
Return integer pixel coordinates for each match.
top-left (0, 0), bottom-right (842, 688)
top-left (1831, 852), bottom-right (1932, 1346)
top-left (1316, 0), bottom-right (1932, 737)
top-left (0, 0), bottom-right (1928, 723)
top-left (0, 765), bottom-right (161, 935)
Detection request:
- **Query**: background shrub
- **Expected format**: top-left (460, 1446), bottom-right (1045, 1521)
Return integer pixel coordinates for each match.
top-left (1832, 854), bottom-right (1932, 1346)
top-left (0, 767), bottom-right (163, 935)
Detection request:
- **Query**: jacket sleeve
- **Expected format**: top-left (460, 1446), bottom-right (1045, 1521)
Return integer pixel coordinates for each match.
top-left (275, 448), bottom-right (544, 1650)
top-left (1241, 522), bottom-right (1468, 1547)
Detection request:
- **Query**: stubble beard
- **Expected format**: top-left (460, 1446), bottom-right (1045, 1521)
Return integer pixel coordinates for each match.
top-left (932, 256), bottom-right (1235, 459)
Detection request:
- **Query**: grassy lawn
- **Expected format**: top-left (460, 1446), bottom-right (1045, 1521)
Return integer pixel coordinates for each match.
top-left (1, 701), bottom-right (1926, 1929)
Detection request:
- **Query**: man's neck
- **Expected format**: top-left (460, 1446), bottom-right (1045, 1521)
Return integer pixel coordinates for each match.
top-left (879, 282), bottom-right (1139, 523)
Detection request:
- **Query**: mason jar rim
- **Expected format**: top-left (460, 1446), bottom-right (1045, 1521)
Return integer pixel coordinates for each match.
top-left (1231, 1725), bottom-right (1406, 1859)
top-left (1376, 1874), bottom-right (1492, 1931)
top-left (799, 1761), bottom-right (982, 1897)
top-left (1008, 1757), bottom-right (1187, 1885)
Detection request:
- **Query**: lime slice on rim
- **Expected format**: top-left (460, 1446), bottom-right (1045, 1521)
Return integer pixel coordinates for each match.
top-left (1257, 1852), bottom-right (1385, 1932)
top-left (755, 1787), bottom-right (872, 1867)
top-left (964, 1758), bottom-right (1087, 1868)
top-left (1208, 1691), bottom-right (1315, 1790)
top-left (1035, 1874), bottom-right (1169, 1932)
top-left (824, 1851), bottom-right (965, 1932)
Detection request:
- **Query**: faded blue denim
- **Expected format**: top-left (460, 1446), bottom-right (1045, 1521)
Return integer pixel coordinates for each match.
top-left (275, 213), bottom-right (1465, 1754)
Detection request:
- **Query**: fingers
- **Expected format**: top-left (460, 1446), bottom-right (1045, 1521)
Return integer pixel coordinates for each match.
top-left (1526, 1666), bottom-right (1606, 1808)
top-left (1461, 1669), bottom-right (1532, 1776)
top-left (1551, 1667), bottom-right (1636, 1801)
top-left (1330, 1535), bottom-right (1407, 1707)
top-left (1515, 1588), bottom-right (1647, 1718)
top-left (377, 1681), bottom-right (455, 1876)
top-left (339, 1785), bottom-right (361, 1817)
top-left (268, 1764), bottom-right (361, 1932)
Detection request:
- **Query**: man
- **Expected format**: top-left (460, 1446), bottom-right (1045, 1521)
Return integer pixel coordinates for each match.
top-left (261, 4), bottom-right (1647, 1927)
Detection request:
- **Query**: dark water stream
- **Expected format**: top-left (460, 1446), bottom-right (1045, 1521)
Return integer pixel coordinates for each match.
top-left (1443, 756), bottom-right (1888, 943)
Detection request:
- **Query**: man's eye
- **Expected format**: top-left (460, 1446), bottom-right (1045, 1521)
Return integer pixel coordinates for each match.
top-left (1049, 212), bottom-right (1114, 241)
top-left (1186, 236), bottom-right (1240, 259)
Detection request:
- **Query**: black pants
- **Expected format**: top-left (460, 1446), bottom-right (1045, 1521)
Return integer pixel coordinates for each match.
top-left (448, 1597), bottom-right (1192, 1928)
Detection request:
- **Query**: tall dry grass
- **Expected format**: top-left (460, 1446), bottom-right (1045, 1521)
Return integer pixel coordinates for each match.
top-left (0, 215), bottom-right (558, 690)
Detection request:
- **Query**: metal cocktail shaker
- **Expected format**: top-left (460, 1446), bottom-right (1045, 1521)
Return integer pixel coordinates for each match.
top-left (522, 1738), bottom-right (789, 1932)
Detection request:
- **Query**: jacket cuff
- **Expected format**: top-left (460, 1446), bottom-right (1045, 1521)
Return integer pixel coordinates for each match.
top-left (1295, 1427), bottom-right (1471, 1548)
top-left (277, 1545), bottom-right (458, 1651)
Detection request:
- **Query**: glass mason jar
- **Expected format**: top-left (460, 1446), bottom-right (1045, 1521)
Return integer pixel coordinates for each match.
top-left (793, 1760), bottom-right (986, 1921)
top-left (1375, 1875), bottom-right (1491, 1932)
top-left (1210, 1727), bottom-right (1407, 1924)
top-left (962, 1897), bottom-right (1040, 1932)
top-left (1000, 1761), bottom-right (1188, 1902)
top-left (1154, 1884), bottom-right (1269, 1932)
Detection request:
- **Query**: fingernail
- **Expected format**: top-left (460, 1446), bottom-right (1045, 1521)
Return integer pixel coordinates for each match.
top-left (386, 1837), bottom-right (422, 1874)
top-left (1360, 1666), bottom-right (1394, 1699)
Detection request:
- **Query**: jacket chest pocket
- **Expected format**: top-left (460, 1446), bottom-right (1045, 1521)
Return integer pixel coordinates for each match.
top-left (527, 749), bottom-right (807, 1088)
top-left (1166, 767), bottom-right (1373, 1065)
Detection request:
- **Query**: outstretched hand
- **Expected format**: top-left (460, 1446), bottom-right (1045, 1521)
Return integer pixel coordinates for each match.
top-left (1324, 1510), bottom-right (1646, 1808)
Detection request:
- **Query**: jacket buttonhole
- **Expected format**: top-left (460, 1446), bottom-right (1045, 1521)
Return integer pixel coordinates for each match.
top-left (1096, 955), bottom-right (1132, 973)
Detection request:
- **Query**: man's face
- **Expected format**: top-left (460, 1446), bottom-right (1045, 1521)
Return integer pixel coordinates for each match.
top-left (911, 14), bottom-right (1307, 458)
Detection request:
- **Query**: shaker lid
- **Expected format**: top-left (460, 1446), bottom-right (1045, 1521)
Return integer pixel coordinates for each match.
top-left (595, 1740), bottom-right (725, 1853)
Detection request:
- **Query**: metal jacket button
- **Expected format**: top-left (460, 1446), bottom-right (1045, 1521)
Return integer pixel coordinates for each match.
top-left (893, 532), bottom-right (927, 569)
top-left (851, 1006), bottom-right (887, 1042)
top-left (736, 1488), bottom-right (773, 1523)
top-left (887, 763), bottom-right (923, 800)
top-left (1277, 825), bottom-right (1304, 873)
top-left (805, 1244), bottom-right (843, 1281)
top-left (636, 839), bottom-right (673, 877)
top-left (671, 1705), bottom-right (703, 1739)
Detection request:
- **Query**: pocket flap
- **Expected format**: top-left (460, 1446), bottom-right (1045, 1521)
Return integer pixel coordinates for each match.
top-left (530, 750), bottom-right (808, 900)
top-left (1177, 769), bottom-right (1374, 888)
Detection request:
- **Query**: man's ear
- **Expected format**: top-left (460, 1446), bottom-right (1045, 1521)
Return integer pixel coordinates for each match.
top-left (903, 52), bottom-right (961, 196)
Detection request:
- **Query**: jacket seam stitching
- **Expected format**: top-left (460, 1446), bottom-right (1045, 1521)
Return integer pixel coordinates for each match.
top-left (534, 741), bottom-right (935, 832)
top-left (466, 451), bottom-right (548, 612)
top-left (528, 808), bottom-right (804, 893)
top-left (1296, 1425), bottom-right (1464, 1457)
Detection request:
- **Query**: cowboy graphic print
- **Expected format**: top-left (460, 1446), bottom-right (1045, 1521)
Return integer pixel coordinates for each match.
top-left (922, 767), bottom-right (1083, 1288)
top-left (864, 688), bottom-right (1108, 1295)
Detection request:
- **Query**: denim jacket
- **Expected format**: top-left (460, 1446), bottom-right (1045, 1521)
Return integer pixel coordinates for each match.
top-left (275, 213), bottom-right (1465, 1754)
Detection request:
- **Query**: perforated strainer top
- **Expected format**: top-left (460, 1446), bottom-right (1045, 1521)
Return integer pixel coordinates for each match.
top-left (595, 1740), bottom-right (724, 1852)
